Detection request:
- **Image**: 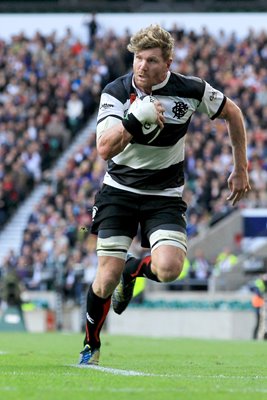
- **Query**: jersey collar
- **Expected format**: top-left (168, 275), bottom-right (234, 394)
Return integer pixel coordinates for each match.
top-left (151, 71), bottom-right (171, 91)
top-left (132, 71), bottom-right (171, 96)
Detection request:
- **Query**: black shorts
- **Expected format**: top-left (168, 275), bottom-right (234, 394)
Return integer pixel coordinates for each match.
top-left (90, 184), bottom-right (187, 248)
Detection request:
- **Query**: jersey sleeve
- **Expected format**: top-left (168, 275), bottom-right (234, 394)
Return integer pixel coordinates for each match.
top-left (197, 81), bottom-right (226, 119)
top-left (96, 92), bottom-right (126, 140)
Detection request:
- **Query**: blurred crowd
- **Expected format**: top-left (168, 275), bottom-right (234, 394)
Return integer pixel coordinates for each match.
top-left (0, 21), bottom-right (267, 304)
top-left (0, 25), bottom-right (122, 225)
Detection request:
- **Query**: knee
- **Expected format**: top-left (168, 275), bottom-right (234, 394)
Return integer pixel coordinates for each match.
top-left (156, 263), bottom-right (183, 282)
top-left (93, 257), bottom-right (124, 298)
top-left (152, 250), bottom-right (185, 282)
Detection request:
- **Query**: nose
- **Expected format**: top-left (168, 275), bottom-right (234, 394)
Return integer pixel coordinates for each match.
top-left (139, 59), bottom-right (148, 71)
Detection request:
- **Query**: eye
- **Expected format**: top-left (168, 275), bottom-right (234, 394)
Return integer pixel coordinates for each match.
top-left (148, 58), bottom-right (158, 64)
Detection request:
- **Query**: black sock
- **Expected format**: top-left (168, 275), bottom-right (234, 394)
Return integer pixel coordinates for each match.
top-left (123, 255), bottom-right (159, 283)
top-left (83, 284), bottom-right (111, 349)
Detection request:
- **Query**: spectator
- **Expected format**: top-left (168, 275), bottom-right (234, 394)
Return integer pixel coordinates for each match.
top-left (214, 247), bottom-right (238, 274)
top-left (46, 114), bottom-right (71, 151)
top-left (65, 92), bottom-right (84, 135)
top-left (83, 13), bottom-right (99, 49)
top-left (21, 142), bottom-right (42, 183)
top-left (249, 277), bottom-right (266, 340)
top-left (27, 250), bottom-right (45, 290)
top-left (190, 248), bottom-right (211, 280)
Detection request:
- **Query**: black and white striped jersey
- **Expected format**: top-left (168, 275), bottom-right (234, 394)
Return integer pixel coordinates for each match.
top-left (96, 71), bottom-right (226, 197)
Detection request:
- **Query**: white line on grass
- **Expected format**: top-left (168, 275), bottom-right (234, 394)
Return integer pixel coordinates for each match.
top-left (68, 364), bottom-right (267, 382)
top-left (68, 364), bottom-right (166, 377)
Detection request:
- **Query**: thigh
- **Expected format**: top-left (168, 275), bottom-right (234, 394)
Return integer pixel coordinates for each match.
top-left (140, 195), bottom-right (188, 250)
top-left (91, 185), bottom-right (139, 238)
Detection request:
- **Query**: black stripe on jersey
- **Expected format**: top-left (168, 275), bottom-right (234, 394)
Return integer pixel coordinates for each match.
top-left (97, 108), bottom-right (190, 148)
top-left (97, 114), bottom-right (122, 126)
top-left (211, 96), bottom-right (227, 120)
top-left (137, 119), bottom-right (191, 147)
top-left (102, 73), bottom-right (134, 104)
top-left (108, 160), bottom-right (184, 190)
top-left (152, 73), bottom-right (205, 100)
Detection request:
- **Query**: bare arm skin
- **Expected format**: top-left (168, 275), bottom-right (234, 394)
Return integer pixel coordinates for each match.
top-left (97, 100), bottom-right (165, 161)
top-left (97, 123), bottom-right (132, 161)
top-left (219, 97), bottom-right (251, 205)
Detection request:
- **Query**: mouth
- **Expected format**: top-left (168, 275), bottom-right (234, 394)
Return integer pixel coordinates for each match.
top-left (137, 75), bottom-right (147, 80)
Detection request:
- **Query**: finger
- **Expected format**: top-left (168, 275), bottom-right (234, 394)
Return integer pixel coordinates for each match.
top-left (226, 191), bottom-right (235, 201)
top-left (227, 191), bottom-right (240, 205)
top-left (157, 112), bottom-right (165, 129)
top-left (232, 194), bottom-right (240, 206)
top-left (230, 189), bottom-right (248, 205)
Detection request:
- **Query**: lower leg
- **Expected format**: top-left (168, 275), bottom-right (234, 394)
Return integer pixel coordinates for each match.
top-left (83, 255), bottom-right (125, 348)
top-left (83, 284), bottom-right (111, 349)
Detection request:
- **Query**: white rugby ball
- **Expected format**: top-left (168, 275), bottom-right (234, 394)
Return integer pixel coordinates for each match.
top-left (141, 96), bottom-right (161, 143)
top-left (142, 121), bottom-right (161, 143)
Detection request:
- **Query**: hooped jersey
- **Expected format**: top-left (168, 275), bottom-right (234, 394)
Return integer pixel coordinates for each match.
top-left (96, 71), bottom-right (226, 197)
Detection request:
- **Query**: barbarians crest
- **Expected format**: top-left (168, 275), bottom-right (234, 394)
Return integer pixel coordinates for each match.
top-left (172, 101), bottom-right (189, 119)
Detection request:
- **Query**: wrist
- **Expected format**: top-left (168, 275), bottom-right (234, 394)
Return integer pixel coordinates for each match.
top-left (122, 113), bottom-right (145, 142)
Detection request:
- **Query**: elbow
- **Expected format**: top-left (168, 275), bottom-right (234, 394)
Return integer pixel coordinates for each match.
top-left (97, 137), bottom-right (116, 160)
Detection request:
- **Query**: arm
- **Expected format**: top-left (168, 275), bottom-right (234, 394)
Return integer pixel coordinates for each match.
top-left (97, 122), bottom-right (132, 161)
top-left (219, 97), bottom-right (251, 205)
top-left (97, 97), bottom-right (165, 160)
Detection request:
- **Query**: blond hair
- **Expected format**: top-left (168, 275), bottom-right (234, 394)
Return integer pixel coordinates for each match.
top-left (127, 24), bottom-right (174, 61)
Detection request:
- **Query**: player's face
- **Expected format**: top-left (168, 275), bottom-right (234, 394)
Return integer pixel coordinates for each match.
top-left (133, 48), bottom-right (171, 94)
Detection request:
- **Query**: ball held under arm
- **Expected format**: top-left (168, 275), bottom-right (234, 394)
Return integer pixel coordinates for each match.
top-left (122, 96), bottom-right (159, 143)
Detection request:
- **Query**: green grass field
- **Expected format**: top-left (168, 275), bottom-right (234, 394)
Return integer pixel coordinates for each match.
top-left (0, 332), bottom-right (266, 400)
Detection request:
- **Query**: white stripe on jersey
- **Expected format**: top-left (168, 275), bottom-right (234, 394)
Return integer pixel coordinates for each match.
top-left (112, 136), bottom-right (185, 170)
top-left (155, 95), bottom-right (200, 125)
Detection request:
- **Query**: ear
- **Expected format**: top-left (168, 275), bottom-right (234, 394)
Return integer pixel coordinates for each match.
top-left (166, 58), bottom-right (172, 69)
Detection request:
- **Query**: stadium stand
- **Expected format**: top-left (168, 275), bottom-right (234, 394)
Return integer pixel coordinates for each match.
top-left (0, 20), bottom-right (267, 311)
top-left (0, 0), bottom-right (267, 13)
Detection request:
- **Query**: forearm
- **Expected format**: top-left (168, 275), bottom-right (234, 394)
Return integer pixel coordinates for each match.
top-left (97, 96), bottom-right (164, 160)
top-left (221, 99), bottom-right (248, 171)
top-left (97, 123), bottom-right (132, 160)
top-left (228, 117), bottom-right (248, 171)
top-left (219, 98), bottom-right (251, 204)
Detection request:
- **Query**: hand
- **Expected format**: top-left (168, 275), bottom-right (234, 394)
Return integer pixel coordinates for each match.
top-left (227, 169), bottom-right (251, 205)
top-left (152, 99), bottom-right (165, 130)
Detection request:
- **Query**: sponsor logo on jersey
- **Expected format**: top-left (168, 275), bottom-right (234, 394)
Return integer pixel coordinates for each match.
top-left (209, 91), bottom-right (218, 101)
top-left (100, 103), bottom-right (114, 110)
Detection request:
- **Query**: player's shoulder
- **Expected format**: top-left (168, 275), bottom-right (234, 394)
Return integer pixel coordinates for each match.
top-left (169, 72), bottom-right (205, 100)
top-left (102, 72), bottom-right (133, 103)
top-left (170, 71), bottom-right (203, 85)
